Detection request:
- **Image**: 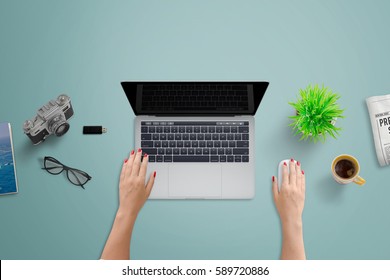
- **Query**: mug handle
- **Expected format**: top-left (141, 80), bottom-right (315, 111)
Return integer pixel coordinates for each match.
top-left (353, 176), bottom-right (366, 186)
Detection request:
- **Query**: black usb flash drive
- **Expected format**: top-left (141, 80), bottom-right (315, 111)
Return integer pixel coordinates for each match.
top-left (83, 126), bottom-right (107, 134)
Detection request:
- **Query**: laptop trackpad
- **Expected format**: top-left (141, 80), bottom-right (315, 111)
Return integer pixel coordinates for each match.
top-left (169, 164), bottom-right (222, 198)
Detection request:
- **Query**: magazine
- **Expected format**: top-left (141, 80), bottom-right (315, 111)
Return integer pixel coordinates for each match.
top-left (0, 122), bottom-right (18, 195)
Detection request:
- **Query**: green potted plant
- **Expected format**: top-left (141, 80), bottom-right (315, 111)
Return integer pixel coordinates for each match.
top-left (289, 84), bottom-right (345, 143)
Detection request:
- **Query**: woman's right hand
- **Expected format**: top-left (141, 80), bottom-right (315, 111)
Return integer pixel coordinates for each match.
top-left (272, 159), bottom-right (306, 260)
top-left (272, 159), bottom-right (305, 226)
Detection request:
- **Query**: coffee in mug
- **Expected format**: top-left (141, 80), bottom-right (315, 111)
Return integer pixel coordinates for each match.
top-left (331, 154), bottom-right (366, 185)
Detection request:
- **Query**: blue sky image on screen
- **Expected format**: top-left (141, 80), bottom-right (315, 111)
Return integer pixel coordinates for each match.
top-left (0, 123), bottom-right (17, 194)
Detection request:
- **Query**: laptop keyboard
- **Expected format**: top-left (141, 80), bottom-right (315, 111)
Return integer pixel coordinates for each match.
top-left (141, 83), bottom-right (249, 111)
top-left (140, 121), bottom-right (250, 163)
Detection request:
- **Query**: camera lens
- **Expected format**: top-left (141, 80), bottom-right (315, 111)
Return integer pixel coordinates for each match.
top-left (48, 115), bottom-right (70, 137)
top-left (55, 122), bottom-right (70, 136)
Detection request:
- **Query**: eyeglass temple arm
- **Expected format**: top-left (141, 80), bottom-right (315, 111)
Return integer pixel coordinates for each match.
top-left (42, 167), bottom-right (63, 170)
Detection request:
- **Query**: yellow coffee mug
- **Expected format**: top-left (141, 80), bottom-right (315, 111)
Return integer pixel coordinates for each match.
top-left (331, 154), bottom-right (366, 186)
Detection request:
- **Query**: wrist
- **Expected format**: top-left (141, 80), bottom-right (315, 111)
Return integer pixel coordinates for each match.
top-left (116, 208), bottom-right (138, 224)
top-left (281, 218), bottom-right (303, 232)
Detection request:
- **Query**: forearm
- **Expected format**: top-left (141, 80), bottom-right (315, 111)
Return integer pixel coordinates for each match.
top-left (101, 210), bottom-right (137, 260)
top-left (280, 220), bottom-right (306, 260)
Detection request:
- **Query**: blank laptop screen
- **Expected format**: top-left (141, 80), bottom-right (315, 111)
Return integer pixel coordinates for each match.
top-left (121, 81), bottom-right (269, 116)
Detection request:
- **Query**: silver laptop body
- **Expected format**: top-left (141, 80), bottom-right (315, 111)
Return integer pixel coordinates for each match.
top-left (122, 82), bottom-right (269, 199)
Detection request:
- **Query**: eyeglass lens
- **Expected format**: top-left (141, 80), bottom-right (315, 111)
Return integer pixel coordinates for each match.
top-left (67, 169), bottom-right (89, 186)
top-left (44, 158), bottom-right (64, 174)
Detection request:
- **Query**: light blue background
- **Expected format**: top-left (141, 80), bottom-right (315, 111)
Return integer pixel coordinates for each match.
top-left (1, 0), bottom-right (390, 260)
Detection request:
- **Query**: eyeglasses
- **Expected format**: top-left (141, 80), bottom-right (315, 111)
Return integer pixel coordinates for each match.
top-left (42, 156), bottom-right (92, 189)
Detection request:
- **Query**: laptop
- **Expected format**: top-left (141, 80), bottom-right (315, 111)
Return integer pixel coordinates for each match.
top-left (121, 81), bottom-right (269, 199)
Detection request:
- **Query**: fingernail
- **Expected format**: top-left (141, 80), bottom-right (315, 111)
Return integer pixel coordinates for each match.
top-left (154, 171), bottom-right (156, 178)
top-left (302, 170), bottom-right (305, 175)
top-left (138, 148), bottom-right (142, 153)
top-left (283, 162), bottom-right (287, 166)
top-left (131, 150), bottom-right (135, 155)
top-left (291, 158), bottom-right (294, 162)
top-left (124, 159), bottom-right (128, 163)
top-left (144, 153), bottom-right (148, 157)
top-left (272, 176), bottom-right (275, 182)
top-left (297, 161), bottom-right (300, 166)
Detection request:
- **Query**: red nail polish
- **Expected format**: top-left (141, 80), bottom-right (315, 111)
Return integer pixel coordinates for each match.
top-left (283, 162), bottom-right (287, 166)
top-left (138, 148), bottom-right (142, 153)
top-left (131, 150), bottom-right (135, 155)
top-left (124, 159), bottom-right (128, 163)
top-left (297, 161), bottom-right (300, 166)
top-left (302, 170), bottom-right (305, 175)
top-left (272, 176), bottom-right (275, 182)
top-left (291, 158), bottom-right (294, 162)
top-left (144, 153), bottom-right (148, 157)
top-left (154, 171), bottom-right (156, 177)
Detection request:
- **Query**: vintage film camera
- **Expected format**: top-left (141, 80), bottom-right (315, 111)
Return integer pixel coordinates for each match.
top-left (23, 94), bottom-right (74, 145)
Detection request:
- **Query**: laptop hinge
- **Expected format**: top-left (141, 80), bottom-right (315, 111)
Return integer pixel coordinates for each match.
top-left (146, 114), bottom-right (240, 117)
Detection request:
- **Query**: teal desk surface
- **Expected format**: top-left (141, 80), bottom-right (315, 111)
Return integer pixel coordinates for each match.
top-left (1, 0), bottom-right (390, 260)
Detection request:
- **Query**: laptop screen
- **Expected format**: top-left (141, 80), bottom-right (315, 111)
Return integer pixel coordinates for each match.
top-left (121, 82), bottom-right (269, 116)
